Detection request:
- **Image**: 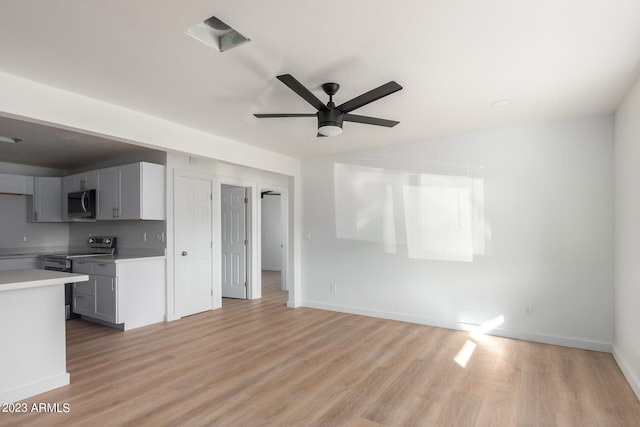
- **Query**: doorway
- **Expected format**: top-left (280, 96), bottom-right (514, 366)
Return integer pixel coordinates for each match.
top-left (260, 190), bottom-right (286, 292)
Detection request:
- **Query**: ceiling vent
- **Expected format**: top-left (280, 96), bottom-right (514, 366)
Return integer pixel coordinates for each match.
top-left (186, 15), bottom-right (250, 52)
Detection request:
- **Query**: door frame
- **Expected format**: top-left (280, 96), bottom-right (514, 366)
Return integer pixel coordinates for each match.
top-left (257, 183), bottom-right (290, 292)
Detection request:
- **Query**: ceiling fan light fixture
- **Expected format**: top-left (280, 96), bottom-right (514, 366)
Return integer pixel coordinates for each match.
top-left (318, 124), bottom-right (343, 136)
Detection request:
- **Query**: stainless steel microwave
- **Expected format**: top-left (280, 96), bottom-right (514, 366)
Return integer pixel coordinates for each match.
top-left (67, 190), bottom-right (96, 218)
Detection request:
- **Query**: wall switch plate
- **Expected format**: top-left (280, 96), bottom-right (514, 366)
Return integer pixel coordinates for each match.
top-left (524, 304), bottom-right (534, 316)
top-left (330, 283), bottom-right (337, 293)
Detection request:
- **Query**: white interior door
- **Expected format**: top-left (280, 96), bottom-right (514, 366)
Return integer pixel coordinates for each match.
top-left (175, 175), bottom-right (213, 316)
top-left (221, 184), bottom-right (247, 299)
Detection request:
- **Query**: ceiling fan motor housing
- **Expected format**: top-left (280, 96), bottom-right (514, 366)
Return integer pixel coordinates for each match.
top-left (318, 108), bottom-right (344, 131)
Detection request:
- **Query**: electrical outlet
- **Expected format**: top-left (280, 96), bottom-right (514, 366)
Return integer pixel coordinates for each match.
top-left (142, 232), bottom-right (147, 242)
top-left (330, 283), bottom-right (337, 293)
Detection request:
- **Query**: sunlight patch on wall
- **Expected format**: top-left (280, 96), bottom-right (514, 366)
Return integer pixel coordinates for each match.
top-left (334, 163), bottom-right (491, 262)
top-left (334, 163), bottom-right (408, 252)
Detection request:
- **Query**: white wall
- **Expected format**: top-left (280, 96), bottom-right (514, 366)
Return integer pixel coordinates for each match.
top-left (0, 71), bottom-right (300, 177)
top-left (302, 115), bottom-right (614, 350)
top-left (614, 74), bottom-right (640, 399)
top-left (261, 194), bottom-right (283, 271)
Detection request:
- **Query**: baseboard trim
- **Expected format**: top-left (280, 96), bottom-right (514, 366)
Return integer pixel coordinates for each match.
top-left (302, 300), bottom-right (612, 352)
top-left (0, 372), bottom-right (70, 403)
top-left (612, 346), bottom-right (640, 401)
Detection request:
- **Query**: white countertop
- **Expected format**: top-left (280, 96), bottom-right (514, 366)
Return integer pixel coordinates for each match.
top-left (71, 254), bottom-right (166, 263)
top-left (0, 269), bottom-right (89, 292)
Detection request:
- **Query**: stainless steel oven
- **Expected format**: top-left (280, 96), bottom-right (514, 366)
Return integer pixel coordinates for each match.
top-left (41, 236), bottom-right (117, 320)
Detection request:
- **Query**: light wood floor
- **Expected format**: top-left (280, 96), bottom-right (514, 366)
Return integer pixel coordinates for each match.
top-left (3, 270), bottom-right (639, 426)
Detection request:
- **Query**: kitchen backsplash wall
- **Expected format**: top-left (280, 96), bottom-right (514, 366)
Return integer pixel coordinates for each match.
top-left (68, 221), bottom-right (166, 252)
top-left (0, 194), bottom-right (69, 251)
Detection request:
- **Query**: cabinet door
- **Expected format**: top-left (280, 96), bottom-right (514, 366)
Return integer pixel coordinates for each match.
top-left (73, 280), bottom-right (93, 296)
top-left (94, 275), bottom-right (117, 323)
top-left (32, 177), bottom-right (63, 222)
top-left (76, 171), bottom-right (98, 191)
top-left (118, 163), bottom-right (141, 220)
top-left (73, 279), bottom-right (95, 316)
top-left (96, 167), bottom-right (119, 220)
top-left (140, 162), bottom-right (166, 220)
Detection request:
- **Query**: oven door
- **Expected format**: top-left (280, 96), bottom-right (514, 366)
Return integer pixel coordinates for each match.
top-left (43, 258), bottom-right (71, 272)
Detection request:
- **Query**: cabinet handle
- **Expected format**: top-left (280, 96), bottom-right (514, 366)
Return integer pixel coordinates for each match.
top-left (181, 251), bottom-right (188, 256)
top-left (34, 211), bottom-right (38, 221)
top-left (98, 263), bottom-right (106, 267)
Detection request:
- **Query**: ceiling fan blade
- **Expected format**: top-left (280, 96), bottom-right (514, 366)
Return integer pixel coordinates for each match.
top-left (277, 74), bottom-right (326, 111)
top-left (344, 113), bottom-right (399, 127)
top-left (254, 113), bottom-right (317, 118)
top-left (337, 81), bottom-right (402, 113)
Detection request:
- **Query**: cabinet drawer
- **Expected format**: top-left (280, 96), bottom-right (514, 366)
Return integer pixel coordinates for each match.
top-left (93, 262), bottom-right (116, 276)
top-left (72, 261), bottom-right (93, 274)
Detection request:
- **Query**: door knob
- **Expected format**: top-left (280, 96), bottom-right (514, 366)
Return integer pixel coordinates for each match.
top-left (181, 251), bottom-right (188, 256)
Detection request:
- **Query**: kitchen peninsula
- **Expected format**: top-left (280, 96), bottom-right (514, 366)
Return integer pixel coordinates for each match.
top-left (0, 269), bottom-right (89, 403)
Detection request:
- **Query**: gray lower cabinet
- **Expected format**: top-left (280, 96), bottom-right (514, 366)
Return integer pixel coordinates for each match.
top-left (72, 260), bottom-right (118, 325)
top-left (94, 275), bottom-right (117, 322)
top-left (71, 257), bottom-right (165, 330)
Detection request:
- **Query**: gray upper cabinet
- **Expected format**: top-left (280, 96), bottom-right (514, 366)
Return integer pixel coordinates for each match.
top-left (96, 166), bottom-right (119, 220)
top-left (96, 162), bottom-right (165, 221)
top-left (0, 173), bottom-right (34, 195)
top-left (29, 177), bottom-right (63, 222)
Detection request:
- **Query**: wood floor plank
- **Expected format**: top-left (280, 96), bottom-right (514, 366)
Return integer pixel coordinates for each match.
top-left (2, 270), bottom-right (639, 426)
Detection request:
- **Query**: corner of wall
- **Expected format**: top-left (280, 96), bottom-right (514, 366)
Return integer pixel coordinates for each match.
top-left (613, 345), bottom-right (640, 401)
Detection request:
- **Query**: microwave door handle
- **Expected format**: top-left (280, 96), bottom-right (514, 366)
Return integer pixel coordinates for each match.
top-left (81, 192), bottom-right (88, 212)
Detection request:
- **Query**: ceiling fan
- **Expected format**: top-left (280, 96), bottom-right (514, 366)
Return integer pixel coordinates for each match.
top-left (254, 74), bottom-right (402, 137)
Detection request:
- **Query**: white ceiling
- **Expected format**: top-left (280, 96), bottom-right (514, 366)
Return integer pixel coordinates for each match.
top-left (1, 0), bottom-right (639, 163)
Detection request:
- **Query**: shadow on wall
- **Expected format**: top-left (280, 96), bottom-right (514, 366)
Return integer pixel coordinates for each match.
top-left (334, 162), bottom-right (492, 262)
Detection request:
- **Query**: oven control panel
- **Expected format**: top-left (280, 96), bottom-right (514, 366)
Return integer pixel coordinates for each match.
top-left (87, 236), bottom-right (116, 249)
